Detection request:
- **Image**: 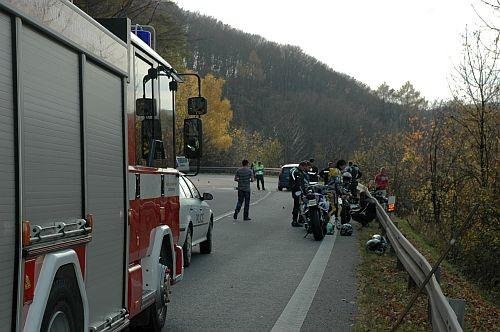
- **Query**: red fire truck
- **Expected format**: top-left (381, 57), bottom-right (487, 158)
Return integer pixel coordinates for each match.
top-left (0, 1), bottom-right (206, 331)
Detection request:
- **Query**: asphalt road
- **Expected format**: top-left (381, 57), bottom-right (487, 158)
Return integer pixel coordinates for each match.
top-left (164, 174), bottom-right (360, 331)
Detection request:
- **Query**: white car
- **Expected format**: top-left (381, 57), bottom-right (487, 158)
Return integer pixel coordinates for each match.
top-left (179, 175), bottom-right (214, 267)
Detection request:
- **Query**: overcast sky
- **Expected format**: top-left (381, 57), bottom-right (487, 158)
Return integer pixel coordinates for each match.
top-left (176, 0), bottom-right (494, 101)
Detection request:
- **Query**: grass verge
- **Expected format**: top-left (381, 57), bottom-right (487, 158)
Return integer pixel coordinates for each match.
top-left (354, 221), bottom-right (430, 331)
top-left (355, 218), bottom-right (500, 331)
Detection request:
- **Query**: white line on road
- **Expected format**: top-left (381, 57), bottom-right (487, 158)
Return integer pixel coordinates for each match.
top-left (213, 191), bottom-right (273, 222)
top-left (271, 227), bottom-right (338, 332)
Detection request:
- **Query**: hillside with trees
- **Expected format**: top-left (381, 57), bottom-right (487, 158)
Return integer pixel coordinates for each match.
top-left (177, 8), bottom-right (414, 165)
top-left (75, 0), bottom-right (417, 166)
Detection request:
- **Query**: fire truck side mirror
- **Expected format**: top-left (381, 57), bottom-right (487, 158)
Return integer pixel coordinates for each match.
top-left (187, 96), bottom-right (207, 116)
top-left (183, 118), bottom-right (203, 159)
top-left (136, 98), bottom-right (157, 117)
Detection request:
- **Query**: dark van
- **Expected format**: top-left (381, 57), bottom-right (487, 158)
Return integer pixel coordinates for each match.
top-left (278, 163), bottom-right (299, 191)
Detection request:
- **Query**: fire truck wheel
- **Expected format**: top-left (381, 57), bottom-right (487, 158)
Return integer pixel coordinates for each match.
top-left (41, 278), bottom-right (83, 332)
top-left (183, 228), bottom-right (192, 267)
top-left (199, 220), bottom-right (213, 254)
top-left (146, 265), bottom-right (170, 331)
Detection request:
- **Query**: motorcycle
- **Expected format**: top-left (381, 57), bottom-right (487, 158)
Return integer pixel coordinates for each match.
top-left (298, 184), bottom-right (330, 240)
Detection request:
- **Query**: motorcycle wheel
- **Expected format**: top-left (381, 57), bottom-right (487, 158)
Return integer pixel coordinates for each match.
top-left (310, 208), bottom-right (325, 241)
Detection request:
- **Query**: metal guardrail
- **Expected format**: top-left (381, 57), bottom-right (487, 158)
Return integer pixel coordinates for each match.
top-left (198, 166), bottom-right (281, 176)
top-left (360, 185), bottom-right (463, 331)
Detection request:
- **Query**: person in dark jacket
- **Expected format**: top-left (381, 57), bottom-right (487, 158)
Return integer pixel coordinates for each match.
top-left (290, 161), bottom-right (309, 227)
top-left (320, 161), bottom-right (334, 184)
top-left (233, 159), bottom-right (255, 221)
top-left (308, 158), bottom-right (319, 182)
top-left (347, 161), bottom-right (362, 197)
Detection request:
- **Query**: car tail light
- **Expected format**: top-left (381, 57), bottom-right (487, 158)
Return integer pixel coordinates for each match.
top-left (388, 203), bottom-right (395, 212)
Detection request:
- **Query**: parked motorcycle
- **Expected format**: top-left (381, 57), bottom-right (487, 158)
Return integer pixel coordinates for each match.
top-left (298, 184), bottom-right (330, 240)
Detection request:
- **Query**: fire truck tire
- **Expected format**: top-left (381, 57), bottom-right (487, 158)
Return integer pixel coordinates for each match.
top-left (41, 278), bottom-right (83, 332)
top-left (182, 228), bottom-right (192, 267)
top-left (199, 219), bottom-right (213, 254)
top-left (145, 264), bottom-right (170, 331)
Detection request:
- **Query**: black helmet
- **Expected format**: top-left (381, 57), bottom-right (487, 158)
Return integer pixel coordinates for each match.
top-left (366, 235), bottom-right (388, 254)
top-left (342, 172), bottom-right (352, 182)
top-left (340, 223), bottom-right (353, 236)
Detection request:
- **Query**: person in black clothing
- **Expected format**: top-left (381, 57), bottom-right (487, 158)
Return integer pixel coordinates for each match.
top-left (347, 161), bottom-right (362, 197)
top-left (320, 161), bottom-right (334, 184)
top-left (233, 159), bottom-right (255, 221)
top-left (308, 158), bottom-right (319, 182)
top-left (290, 161), bottom-right (309, 227)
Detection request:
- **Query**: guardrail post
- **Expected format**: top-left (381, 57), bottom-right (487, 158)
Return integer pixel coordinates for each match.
top-left (448, 298), bottom-right (465, 328)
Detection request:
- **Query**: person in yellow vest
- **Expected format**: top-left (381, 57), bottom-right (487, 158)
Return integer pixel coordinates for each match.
top-left (254, 161), bottom-right (265, 190)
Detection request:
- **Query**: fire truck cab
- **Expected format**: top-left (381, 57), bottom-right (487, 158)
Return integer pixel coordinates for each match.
top-left (0, 1), bottom-right (205, 331)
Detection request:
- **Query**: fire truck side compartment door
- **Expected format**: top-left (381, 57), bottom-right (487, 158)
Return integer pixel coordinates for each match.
top-left (22, 27), bottom-right (82, 238)
top-left (84, 62), bottom-right (126, 326)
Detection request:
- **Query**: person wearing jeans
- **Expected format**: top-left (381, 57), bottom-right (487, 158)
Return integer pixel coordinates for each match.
top-left (233, 159), bottom-right (254, 221)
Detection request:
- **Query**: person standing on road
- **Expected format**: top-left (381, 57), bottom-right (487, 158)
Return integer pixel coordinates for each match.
top-left (308, 158), bottom-right (319, 182)
top-left (374, 167), bottom-right (389, 196)
top-left (254, 161), bottom-right (265, 190)
top-left (233, 159), bottom-right (255, 221)
top-left (320, 161), bottom-right (334, 184)
top-left (347, 161), bottom-right (362, 197)
top-left (290, 161), bottom-right (309, 227)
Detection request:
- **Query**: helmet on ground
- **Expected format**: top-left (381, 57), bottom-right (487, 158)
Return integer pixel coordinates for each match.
top-left (366, 235), bottom-right (388, 254)
top-left (340, 223), bottom-right (353, 236)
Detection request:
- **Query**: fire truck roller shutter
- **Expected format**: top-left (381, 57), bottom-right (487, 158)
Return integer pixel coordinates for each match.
top-left (0, 11), bottom-right (15, 331)
top-left (84, 61), bottom-right (125, 326)
top-left (22, 26), bottom-right (82, 235)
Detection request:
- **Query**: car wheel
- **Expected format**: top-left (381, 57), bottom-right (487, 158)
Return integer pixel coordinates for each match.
top-left (183, 228), bottom-right (192, 267)
top-left (200, 220), bottom-right (213, 254)
top-left (278, 186), bottom-right (283, 191)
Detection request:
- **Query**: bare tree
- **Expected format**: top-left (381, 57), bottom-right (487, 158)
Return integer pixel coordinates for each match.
top-left (451, 27), bottom-right (499, 189)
